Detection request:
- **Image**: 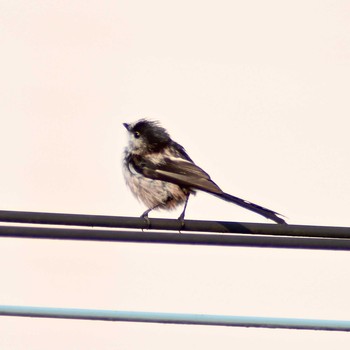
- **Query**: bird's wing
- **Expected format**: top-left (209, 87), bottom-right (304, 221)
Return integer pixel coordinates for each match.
top-left (130, 154), bottom-right (223, 194)
top-left (129, 154), bottom-right (286, 224)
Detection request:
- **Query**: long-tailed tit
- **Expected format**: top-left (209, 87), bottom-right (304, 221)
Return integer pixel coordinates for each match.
top-left (123, 119), bottom-right (286, 224)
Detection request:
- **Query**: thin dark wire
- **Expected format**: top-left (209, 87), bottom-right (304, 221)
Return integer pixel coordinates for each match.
top-left (0, 225), bottom-right (350, 250)
top-left (0, 209), bottom-right (349, 239)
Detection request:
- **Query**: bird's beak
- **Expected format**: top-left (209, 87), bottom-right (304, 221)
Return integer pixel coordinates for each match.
top-left (123, 123), bottom-right (129, 130)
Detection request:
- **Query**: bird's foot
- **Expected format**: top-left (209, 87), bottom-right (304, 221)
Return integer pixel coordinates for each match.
top-left (140, 211), bottom-right (151, 230)
top-left (177, 213), bottom-right (185, 232)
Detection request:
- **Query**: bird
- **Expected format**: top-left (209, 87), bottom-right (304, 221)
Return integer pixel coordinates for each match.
top-left (122, 118), bottom-right (286, 224)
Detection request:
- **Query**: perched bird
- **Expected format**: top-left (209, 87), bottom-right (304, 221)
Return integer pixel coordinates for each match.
top-left (123, 119), bottom-right (286, 224)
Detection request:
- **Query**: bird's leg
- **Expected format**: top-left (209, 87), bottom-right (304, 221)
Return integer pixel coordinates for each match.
top-left (178, 194), bottom-right (190, 230)
top-left (141, 205), bottom-right (160, 229)
top-left (140, 210), bottom-right (151, 229)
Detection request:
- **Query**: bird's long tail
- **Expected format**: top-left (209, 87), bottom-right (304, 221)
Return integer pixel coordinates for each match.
top-left (216, 192), bottom-right (286, 224)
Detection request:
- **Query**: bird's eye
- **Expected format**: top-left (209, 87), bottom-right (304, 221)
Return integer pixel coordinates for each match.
top-left (134, 131), bottom-right (141, 139)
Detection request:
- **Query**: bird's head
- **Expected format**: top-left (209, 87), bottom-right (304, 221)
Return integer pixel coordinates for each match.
top-left (123, 119), bottom-right (170, 154)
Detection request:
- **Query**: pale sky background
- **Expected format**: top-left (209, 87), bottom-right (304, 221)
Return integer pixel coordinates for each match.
top-left (1, 0), bottom-right (350, 348)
